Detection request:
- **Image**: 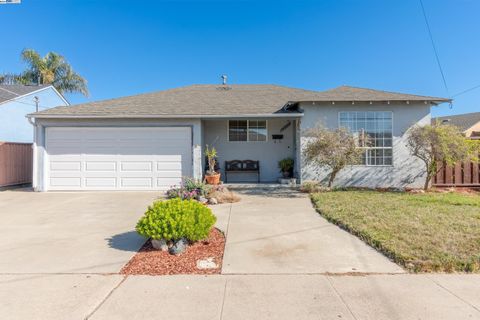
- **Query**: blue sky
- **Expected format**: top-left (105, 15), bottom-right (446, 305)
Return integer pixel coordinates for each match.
top-left (1, 0), bottom-right (479, 117)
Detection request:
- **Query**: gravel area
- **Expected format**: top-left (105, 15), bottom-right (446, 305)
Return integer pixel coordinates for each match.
top-left (121, 228), bottom-right (225, 275)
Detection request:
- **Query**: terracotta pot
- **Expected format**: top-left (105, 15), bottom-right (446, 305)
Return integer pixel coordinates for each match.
top-left (205, 173), bottom-right (221, 185)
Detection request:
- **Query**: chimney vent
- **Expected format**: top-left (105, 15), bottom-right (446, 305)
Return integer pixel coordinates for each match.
top-left (221, 75), bottom-right (227, 85)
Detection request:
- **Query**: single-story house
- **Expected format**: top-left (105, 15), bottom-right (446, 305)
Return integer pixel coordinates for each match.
top-left (433, 112), bottom-right (480, 139)
top-left (27, 84), bottom-right (450, 191)
top-left (0, 84), bottom-right (68, 142)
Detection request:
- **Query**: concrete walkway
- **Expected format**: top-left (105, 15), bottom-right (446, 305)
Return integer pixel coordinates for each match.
top-left (214, 190), bottom-right (403, 274)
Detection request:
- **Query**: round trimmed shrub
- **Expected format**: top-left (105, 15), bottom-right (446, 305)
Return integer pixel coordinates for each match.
top-left (136, 198), bottom-right (216, 242)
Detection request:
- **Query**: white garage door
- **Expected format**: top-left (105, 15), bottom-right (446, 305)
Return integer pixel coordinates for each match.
top-left (45, 127), bottom-right (192, 191)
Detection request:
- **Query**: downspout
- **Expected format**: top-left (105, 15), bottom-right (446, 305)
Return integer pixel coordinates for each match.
top-left (27, 116), bottom-right (38, 191)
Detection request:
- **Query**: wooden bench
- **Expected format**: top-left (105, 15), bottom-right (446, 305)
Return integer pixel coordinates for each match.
top-left (225, 160), bottom-right (260, 183)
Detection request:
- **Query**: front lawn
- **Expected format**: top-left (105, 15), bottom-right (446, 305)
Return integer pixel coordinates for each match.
top-left (311, 190), bottom-right (480, 272)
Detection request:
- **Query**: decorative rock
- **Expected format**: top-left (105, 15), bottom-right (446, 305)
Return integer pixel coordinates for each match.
top-left (196, 257), bottom-right (217, 269)
top-left (151, 239), bottom-right (168, 251)
top-left (208, 197), bottom-right (218, 205)
top-left (198, 196), bottom-right (208, 204)
top-left (169, 238), bottom-right (188, 255)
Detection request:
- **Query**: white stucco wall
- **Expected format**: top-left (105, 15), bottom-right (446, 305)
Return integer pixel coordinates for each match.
top-left (33, 118), bottom-right (202, 191)
top-left (203, 118), bottom-right (296, 182)
top-left (0, 87), bottom-right (67, 142)
top-left (465, 121), bottom-right (480, 138)
top-left (298, 101), bottom-right (431, 189)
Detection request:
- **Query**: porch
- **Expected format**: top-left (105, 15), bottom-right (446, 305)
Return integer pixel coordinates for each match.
top-left (201, 117), bottom-right (301, 183)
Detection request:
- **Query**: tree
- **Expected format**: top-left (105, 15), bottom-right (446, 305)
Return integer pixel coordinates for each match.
top-left (407, 123), bottom-right (470, 190)
top-left (0, 49), bottom-right (88, 96)
top-left (303, 125), bottom-right (363, 187)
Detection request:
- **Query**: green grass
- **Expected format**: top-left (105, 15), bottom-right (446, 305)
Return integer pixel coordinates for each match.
top-left (311, 190), bottom-right (480, 273)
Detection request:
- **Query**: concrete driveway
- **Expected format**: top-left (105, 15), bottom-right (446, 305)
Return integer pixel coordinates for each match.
top-left (1, 188), bottom-right (479, 319)
top-left (213, 189), bottom-right (404, 274)
top-left (0, 189), bottom-right (158, 273)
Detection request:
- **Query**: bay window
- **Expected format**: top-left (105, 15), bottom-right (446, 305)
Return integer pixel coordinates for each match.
top-left (339, 111), bottom-right (393, 166)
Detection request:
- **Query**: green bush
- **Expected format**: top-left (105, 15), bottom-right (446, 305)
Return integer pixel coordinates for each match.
top-left (136, 198), bottom-right (216, 242)
top-left (300, 181), bottom-right (322, 193)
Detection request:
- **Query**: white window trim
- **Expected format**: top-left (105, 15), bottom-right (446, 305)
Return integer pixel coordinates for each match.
top-left (338, 111), bottom-right (394, 167)
top-left (227, 120), bottom-right (268, 142)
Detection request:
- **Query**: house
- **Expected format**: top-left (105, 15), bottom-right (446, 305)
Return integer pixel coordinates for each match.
top-left (27, 84), bottom-right (450, 191)
top-left (433, 112), bottom-right (480, 139)
top-left (0, 84), bottom-right (69, 142)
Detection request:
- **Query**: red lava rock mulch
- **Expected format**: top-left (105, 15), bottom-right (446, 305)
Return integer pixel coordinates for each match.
top-left (120, 228), bottom-right (225, 276)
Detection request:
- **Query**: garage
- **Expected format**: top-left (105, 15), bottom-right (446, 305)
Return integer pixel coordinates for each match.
top-left (45, 127), bottom-right (192, 191)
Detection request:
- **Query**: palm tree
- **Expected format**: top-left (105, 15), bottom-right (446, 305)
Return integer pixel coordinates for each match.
top-left (1, 49), bottom-right (89, 96)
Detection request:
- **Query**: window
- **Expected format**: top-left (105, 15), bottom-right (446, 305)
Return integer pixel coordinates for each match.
top-left (228, 120), bottom-right (267, 142)
top-left (339, 111), bottom-right (393, 166)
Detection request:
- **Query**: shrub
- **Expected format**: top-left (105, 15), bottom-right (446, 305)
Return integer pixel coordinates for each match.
top-left (303, 125), bottom-right (363, 187)
top-left (407, 124), bottom-right (470, 190)
top-left (300, 181), bottom-right (322, 193)
top-left (183, 177), bottom-right (211, 196)
top-left (166, 177), bottom-right (211, 200)
top-left (166, 187), bottom-right (198, 200)
top-left (278, 158), bottom-right (294, 173)
top-left (136, 198), bottom-right (216, 242)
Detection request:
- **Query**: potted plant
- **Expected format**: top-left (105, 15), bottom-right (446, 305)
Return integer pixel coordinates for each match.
top-left (278, 158), bottom-right (294, 178)
top-left (205, 145), bottom-right (221, 185)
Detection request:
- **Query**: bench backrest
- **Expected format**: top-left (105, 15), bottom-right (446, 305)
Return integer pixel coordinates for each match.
top-left (225, 160), bottom-right (259, 171)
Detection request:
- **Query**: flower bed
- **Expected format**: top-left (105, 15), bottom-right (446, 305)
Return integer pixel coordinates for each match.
top-left (121, 228), bottom-right (225, 275)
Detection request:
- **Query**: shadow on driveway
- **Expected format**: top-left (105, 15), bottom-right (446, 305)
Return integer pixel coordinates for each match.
top-left (106, 231), bottom-right (146, 252)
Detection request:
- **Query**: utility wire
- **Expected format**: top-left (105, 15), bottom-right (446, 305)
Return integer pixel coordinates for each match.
top-left (419, 0), bottom-right (450, 96)
top-left (451, 84), bottom-right (480, 98)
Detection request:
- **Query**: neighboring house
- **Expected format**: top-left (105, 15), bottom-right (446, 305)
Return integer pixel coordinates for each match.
top-left (27, 84), bottom-right (449, 191)
top-left (433, 112), bottom-right (480, 139)
top-left (0, 84), bottom-right (69, 142)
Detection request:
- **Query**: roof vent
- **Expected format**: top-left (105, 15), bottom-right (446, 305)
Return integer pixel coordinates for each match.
top-left (221, 75), bottom-right (227, 85)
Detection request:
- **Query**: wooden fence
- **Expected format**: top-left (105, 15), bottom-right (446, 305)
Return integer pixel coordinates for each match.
top-left (433, 158), bottom-right (480, 187)
top-left (0, 142), bottom-right (33, 187)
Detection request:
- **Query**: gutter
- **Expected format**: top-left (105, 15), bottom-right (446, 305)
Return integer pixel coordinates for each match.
top-left (27, 113), bottom-right (305, 119)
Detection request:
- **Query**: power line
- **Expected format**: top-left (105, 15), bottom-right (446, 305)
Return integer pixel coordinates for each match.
top-left (451, 84), bottom-right (480, 98)
top-left (0, 96), bottom-right (51, 110)
top-left (419, 0), bottom-right (450, 96)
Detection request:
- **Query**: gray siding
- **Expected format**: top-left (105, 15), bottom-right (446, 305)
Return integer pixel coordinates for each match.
top-left (298, 102), bottom-right (431, 189)
top-left (203, 119), bottom-right (296, 182)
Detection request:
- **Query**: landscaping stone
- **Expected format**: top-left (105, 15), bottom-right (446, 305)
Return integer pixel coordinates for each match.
top-left (198, 196), bottom-right (208, 204)
top-left (196, 257), bottom-right (218, 269)
top-left (169, 238), bottom-right (188, 255)
top-left (151, 239), bottom-right (168, 251)
top-left (208, 197), bottom-right (218, 205)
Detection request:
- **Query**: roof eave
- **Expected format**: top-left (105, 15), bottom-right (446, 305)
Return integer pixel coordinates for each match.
top-left (27, 113), bottom-right (304, 119)
top-left (296, 98), bottom-right (451, 105)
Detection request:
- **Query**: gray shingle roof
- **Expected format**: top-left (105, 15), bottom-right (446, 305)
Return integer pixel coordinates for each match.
top-left (30, 84), bottom-right (450, 118)
top-left (0, 84), bottom-right (51, 104)
top-left (433, 112), bottom-right (480, 132)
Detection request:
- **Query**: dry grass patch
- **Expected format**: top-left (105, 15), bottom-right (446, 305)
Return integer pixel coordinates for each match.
top-left (208, 185), bottom-right (241, 204)
top-left (311, 190), bottom-right (480, 273)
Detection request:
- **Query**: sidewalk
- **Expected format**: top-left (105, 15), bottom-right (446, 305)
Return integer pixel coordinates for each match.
top-left (1, 273), bottom-right (479, 319)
